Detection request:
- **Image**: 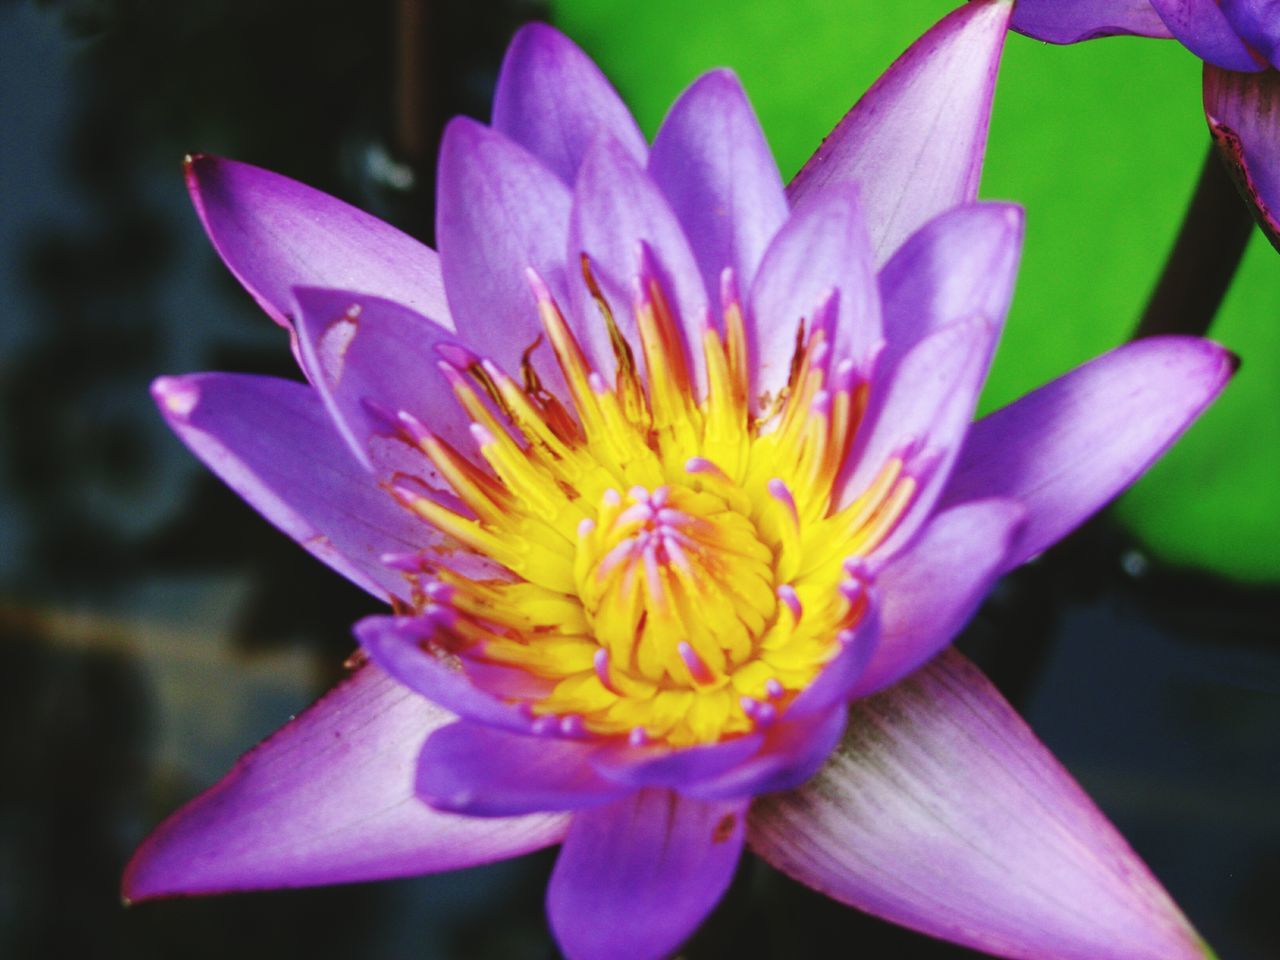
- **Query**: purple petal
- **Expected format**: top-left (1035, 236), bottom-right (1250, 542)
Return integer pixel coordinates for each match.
top-left (836, 318), bottom-right (999, 558)
top-left (786, 0), bottom-right (1012, 263)
top-left (588, 732), bottom-right (765, 790)
top-left (750, 650), bottom-right (1210, 960)
top-left (416, 721), bottom-right (625, 816)
top-left (1010, 0), bottom-right (1174, 43)
top-left (877, 202), bottom-right (1023, 372)
top-left (492, 23), bottom-right (647, 184)
top-left (684, 706), bottom-right (850, 802)
top-left (1221, 0), bottom-right (1280, 68)
top-left (1149, 0), bottom-right (1263, 71)
top-left (940, 336), bottom-right (1236, 572)
top-left (749, 182), bottom-right (881, 402)
top-left (184, 155), bottom-right (451, 335)
top-left (849, 498), bottom-right (1025, 698)
top-left (1205, 64), bottom-right (1280, 250)
top-left (123, 663), bottom-right (568, 900)
top-left (292, 288), bottom-right (472, 472)
top-left (648, 69), bottom-right (788, 297)
top-left (354, 614), bottom-right (533, 732)
top-left (151, 373), bottom-right (424, 602)
top-left (569, 135), bottom-right (711, 391)
top-left (784, 606), bottom-right (881, 720)
top-left (548, 789), bottom-right (746, 960)
top-left (435, 117), bottom-right (572, 376)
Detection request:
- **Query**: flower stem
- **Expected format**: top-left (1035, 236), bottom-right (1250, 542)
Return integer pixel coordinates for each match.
top-left (1131, 142), bottom-right (1254, 340)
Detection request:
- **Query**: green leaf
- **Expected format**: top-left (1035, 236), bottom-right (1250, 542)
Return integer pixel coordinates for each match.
top-left (552, 0), bottom-right (1280, 581)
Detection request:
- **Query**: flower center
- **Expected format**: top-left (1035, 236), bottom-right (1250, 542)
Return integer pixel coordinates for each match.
top-left (578, 483), bottom-right (776, 690)
top-left (383, 255), bottom-right (915, 747)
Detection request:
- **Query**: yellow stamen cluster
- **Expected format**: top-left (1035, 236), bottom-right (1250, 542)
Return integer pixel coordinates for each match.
top-left (390, 260), bottom-right (915, 747)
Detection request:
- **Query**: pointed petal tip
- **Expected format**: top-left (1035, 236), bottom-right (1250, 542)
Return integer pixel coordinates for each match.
top-left (151, 374), bottom-right (200, 420)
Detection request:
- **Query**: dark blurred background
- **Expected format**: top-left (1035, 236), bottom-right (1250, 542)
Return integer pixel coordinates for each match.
top-left (1, 1), bottom-right (1277, 957)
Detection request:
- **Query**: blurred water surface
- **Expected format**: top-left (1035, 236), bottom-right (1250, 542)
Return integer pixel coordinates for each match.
top-left (1, 2), bottom-right (1277, 958)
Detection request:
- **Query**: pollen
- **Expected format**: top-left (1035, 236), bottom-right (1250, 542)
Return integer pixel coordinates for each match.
top-left (384, 253), bottom-right (915, 748)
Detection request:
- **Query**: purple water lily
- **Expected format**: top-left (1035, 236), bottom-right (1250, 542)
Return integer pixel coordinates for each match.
top-left (125, 5), bottom-right (1232, 959)
top-left (1010, 0), bottom-right (1280, 248)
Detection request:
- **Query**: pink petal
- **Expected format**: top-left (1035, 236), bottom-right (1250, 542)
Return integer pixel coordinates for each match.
top-left (151, 373), bottom-right (427, 602)
top-left (786, 0), bottom-right (1012, 264)
top-left (940, 336), bottom-right (1236, 572)
top-left (1204, 63), bottom-right (1280, 250)
top-left (124, 663), bottom-right (568, 900)
top-left (547, 789), bottom-right (747, 960)
top-left (1010, 0), bottom-right (1174, 43)
top-left (184, 155), bottom-right (451, 335)
top-left (749, 650), bottom-right (1210, 960)
top-left (648, 68), bottom-right (788, 297)
top-left (492, 23), bottom-right (647, 184)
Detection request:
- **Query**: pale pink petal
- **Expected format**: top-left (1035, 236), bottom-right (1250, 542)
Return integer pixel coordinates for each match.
top-left (750, 650), bottom-right (1210, 960)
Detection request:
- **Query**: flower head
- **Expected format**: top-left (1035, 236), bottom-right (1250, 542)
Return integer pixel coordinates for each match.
top-left (1010, 0), bottom-right (1280, 247)
top-left (127, 7), bottom-right (1232, 959)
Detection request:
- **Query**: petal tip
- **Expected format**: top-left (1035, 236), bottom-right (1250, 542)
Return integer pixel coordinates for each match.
top-left (151, 375), bottom-right (200, 420)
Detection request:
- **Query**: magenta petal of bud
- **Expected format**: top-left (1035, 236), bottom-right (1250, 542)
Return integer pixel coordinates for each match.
top-left (1149, 0), bottom-right (1264, 72)
top-left (123, 664), bottom-right (567, 901)
top-left (1010, 0), bottom-right (1174, 43)
top-left (787, 0), bottom-right (1012, 263)
top-left (749, 650), bottom-right (1211, 960)
top-left (1205, 63), bottom-right (1280, 249)
top-left (548, 789), bottom-right (746, 960)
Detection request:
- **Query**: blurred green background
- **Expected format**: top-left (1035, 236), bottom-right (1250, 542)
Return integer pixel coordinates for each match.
top-left (556, 0), bottom-right (1280, 582)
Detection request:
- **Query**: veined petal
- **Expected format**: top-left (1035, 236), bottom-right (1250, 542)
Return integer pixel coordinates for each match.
top-left (786, 0), bottom-right (1012, 263)
top-left (749, 650), bottom-right (1210, 960)
top-left (940, 336), bottom-right (1236, 572)
top-left (836, 318), bottom-right (999, 558)
top-left (849, 498), bottom-right (1025, 697)
top-left (184, 155), bottom-right (451, 335)
top-left (548, 789), bottom-right (746, 960)
top-left (749, 182), bottom-right (881, 402)
top-left (151, 373), bottom-right (424, 602)
top-left (123, 664), bottom-right (568, 900)
top-left (436, 117), bottom-right (572, 375)
top-left (416, 721), bottom-right (625, 816)
top-left (493, 22), bottom-right (647, 185)
top-left (1221, 0), bottom-right (1280, 68)
top-left (292, 288), bottom-right (472, 472)
top-left (1205, 64), bottom-right (1280, 250)
top-left (649, 69), bottom-right (788, 298)
top-left (877, 202), bottom-right (1023, 372)
top-left (568, 135), bottom-right (710, 388)
top-left (1010, 0), bottom-right (1174, 43)
top-left (1149, 0), bottom-right (1263, 71)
